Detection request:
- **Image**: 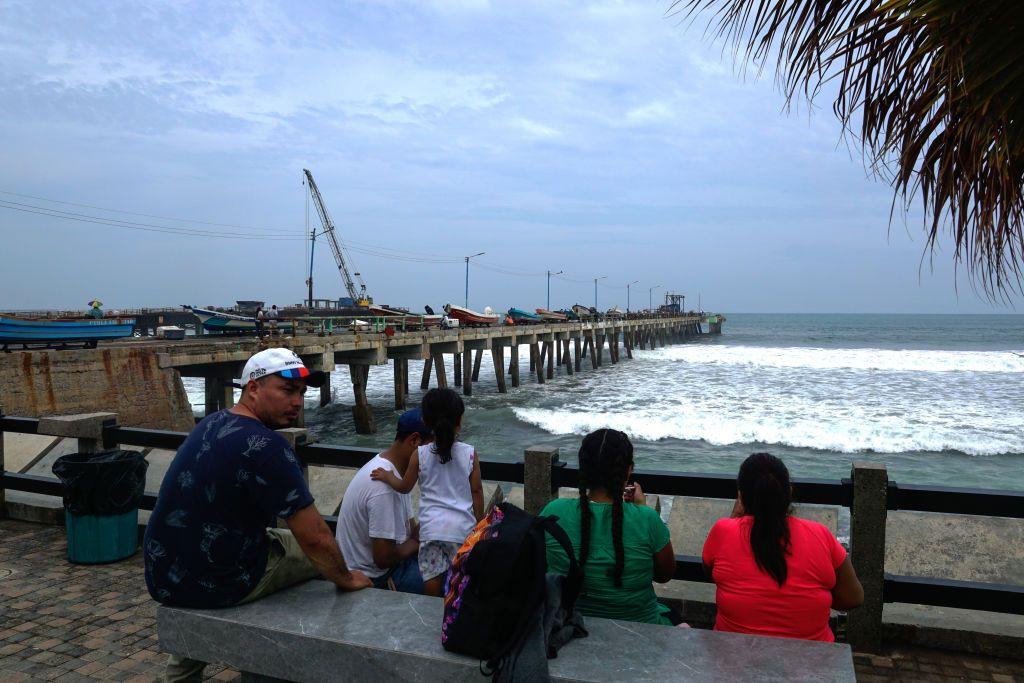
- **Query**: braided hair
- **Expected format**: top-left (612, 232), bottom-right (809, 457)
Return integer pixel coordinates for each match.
top-left (737, 453), bottom-right (793, 586)
top-left (421, 388), bottom-right (464, 464)
top-left (577, 428), bottom-right (634, 587)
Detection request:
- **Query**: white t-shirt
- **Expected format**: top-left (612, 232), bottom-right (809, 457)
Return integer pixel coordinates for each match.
top-left (335, 454), bottom-right (414, 578)
top-left (418, 441), bottom-right (476, 544)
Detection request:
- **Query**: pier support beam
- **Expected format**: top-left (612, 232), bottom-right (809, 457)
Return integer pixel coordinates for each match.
top-left (349, 365), bottom-right (376, 434)
top-left (545, 341), bottom-right (554, 380)
top-left (563, 340), bottom-right (573, 375)
top-left (491, 343), bottom-right (507, 393)
top-left (320, 373), bottom-right (333, 407)
top-left (472, 350), bottom-right (483, 382)
top-left (510, 345), bottom-right (520, 388)
top-left (531, 343), bottom-right (544, 384)
top-left (574, 338), bottom-right (582, 372)
top-left (595, 335), bottom-right (604, 367)
top-left (625, 332), bottom-right (633, 359)
top-left (394, 362), bottom-right (406, 410)
top-left (420, 359), bottom-right (432, 390)
top-left (462, 351), bottom-right (473, 397)
top-left (432, 354), bottom-right (448, 389)
top-left (453, 353), bottom-right (462, 386)
top-left (588, 337), bottom-right (598, 370)
top-left (847, 461), bottom-right (888, 652)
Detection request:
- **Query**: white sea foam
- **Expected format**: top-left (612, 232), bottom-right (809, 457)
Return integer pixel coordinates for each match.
top-left (650, 345), bottom-right (1024, 373)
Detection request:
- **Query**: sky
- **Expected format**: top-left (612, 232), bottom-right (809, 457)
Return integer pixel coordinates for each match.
top-left (0, 0), bottom-right (1013, 314)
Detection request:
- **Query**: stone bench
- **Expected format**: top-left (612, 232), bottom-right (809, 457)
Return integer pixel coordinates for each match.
top-left (157, 581), bottom-right (856, 682)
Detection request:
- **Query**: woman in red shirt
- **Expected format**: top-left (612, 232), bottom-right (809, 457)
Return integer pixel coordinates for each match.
top-left (702, 453), bottom-right (864, 642)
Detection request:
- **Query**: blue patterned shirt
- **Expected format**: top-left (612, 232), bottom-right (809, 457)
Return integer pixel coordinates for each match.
top-left (144, 410), bottom-right (314, 608)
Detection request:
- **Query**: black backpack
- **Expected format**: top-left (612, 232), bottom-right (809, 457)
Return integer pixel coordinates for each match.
top-left (441, 502), bottom-right (584, 676)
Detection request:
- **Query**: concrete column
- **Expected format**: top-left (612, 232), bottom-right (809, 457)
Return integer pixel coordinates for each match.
top-left (220, 375), bottom-right (235, 410)
top-left (524, 445), bottom-right (560, 515)
top-left (204, 377), bottom-right (219, 417)
top-left (453, 353), bottom-right (462, 387)
top-left (610, 330), bottom-right (618, 364)
top-left (275, 427), bottom-right (310, 483)
top-left (462, 351), bottom-right (473, 397)
top-left (510, 344), bottom-right (520, 388)
top-left (595, 335), bottom-right (604, 367)
top-left (394, 361), bottom-right (407, 409)
top-left (491, 343), bottom-right (507, 393)
top-left (545, 341), bottom-right (554, 380)
top-left (432, 354), bottom-right (448, 389)
top-left (320, 372), bottom-right (333, 407)
top-left (472, 349), bottom-right (484, 382)
top-left (1, 404), bottom-right (6, 517)
top-left (420, 359), bottom-right (432, 390)
top-left (563, 340), bottom-right (573, 375)
top-left (625, 331), bottom-right (633, 359)
top-left (574, 338), bottom-right (582, 372)
top-left (402, 359), bottom-right (409, 394)
top-left (555, 341), bottom-right (562, 366)
top-left (349, 365), bottom-right (376, 434)
top-left (588, 337), bottom-right (598, 370)
top-left (38, 412), bottom-right (117, 454)
top-left (847, 461), bottom-right (888, 652)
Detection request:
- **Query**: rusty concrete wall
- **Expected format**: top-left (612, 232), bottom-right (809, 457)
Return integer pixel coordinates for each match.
top-left (0, 347), bottom-right (194, 431)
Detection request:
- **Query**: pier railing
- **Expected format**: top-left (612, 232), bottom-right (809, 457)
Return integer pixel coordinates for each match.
top-left (1, 411), bottom-right (1022, 653)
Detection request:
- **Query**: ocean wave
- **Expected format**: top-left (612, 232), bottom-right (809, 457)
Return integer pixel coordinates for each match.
top-left (511, 407), bottom-right (1024, 456)
top-left (650, 345), bottom-right (1024, 373)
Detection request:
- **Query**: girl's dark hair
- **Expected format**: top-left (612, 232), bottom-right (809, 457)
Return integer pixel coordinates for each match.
top-left (577, 428), bottom-right (634, 587)
top-left (737, 452), bottom-right (793, 587)
top-left (421, 388), bottom-right (464, 464)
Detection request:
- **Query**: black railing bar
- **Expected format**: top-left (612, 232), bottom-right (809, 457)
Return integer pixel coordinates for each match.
top-left (0, 416), bottom-right (40, 435)
top-left (883, 574), bottom-right (1024, 615)
top-left (888, 482), bottom-right (1024, 518)
top-left (673, 554), bottom-right (709, 582)
top-left (105, 425), bottom-right (187, 450)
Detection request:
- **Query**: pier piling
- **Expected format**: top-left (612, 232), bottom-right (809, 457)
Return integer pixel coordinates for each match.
top-left (574, 338), bottom-right (582, 372)
top-left (491, 343), bottom-right (507, 393)
top-left (462, 351), bottom-right (473, 397)
top-left (420, 359), bottom-right (432, 390)
top-left (454, 353), bottom-right (462, 386)
top-left (510, 345), bottom-right (520, 388)
top-left (432, 354), bottom-right (448, 389)
top-left (532, 343), bottom-right (544, 384)
top-left (472, 350), bottom-right (483, 382)
top-left (545, 341), bottom-right (554, 380)
top-left (349, 365), bottom-right (375, 434)
top-left (394, 362), bottom-right (406, 409)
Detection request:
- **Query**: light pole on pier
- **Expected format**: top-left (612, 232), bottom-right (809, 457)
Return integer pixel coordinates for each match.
top-left (594, 276), bottom-right (606, 310)
top-left (547, 270), bottom-right (563, 311)
top-left (649, 284), bottom-right (661, 313)
top-left (465, 252), bottom-right (485, 308)
top-left (626, 280), bottom-right (638, 313)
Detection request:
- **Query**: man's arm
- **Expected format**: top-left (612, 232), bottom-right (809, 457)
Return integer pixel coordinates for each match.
top-left (371, 533), bottom-right (419, 570)
top-left (287, 504), bottom-right (371, 591)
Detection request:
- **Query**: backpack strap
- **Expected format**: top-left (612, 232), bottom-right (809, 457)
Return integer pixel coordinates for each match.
top-left (538, 516), bottom-right (584, 610)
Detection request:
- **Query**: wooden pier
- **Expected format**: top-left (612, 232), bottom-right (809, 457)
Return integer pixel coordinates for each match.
top-left (134, 314), bottom-right (713, 433)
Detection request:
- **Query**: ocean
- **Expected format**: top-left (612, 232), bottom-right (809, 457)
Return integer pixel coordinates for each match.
top-left (184, 314), bottom-right (1024, 491)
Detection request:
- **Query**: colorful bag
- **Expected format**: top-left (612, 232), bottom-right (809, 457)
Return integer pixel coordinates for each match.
top-left (441, 502), bottom-right (582, 674)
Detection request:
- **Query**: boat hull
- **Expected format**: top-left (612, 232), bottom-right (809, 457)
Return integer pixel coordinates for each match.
top-left (444, 304), bottom-right (500, 327)
top-left (508, 308), bottom-right (543, 324)
top-left (0, 315), bottom-right (135, 346)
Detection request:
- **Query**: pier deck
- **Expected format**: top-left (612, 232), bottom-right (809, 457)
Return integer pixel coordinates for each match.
top-left (1, 518), bottom-right (1021, 682)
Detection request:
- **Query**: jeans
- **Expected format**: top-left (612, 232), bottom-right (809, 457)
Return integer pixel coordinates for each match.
top-left (163, 527), bottom-right (318, 682)
top-left (371, 554), bottom-right (424, 594)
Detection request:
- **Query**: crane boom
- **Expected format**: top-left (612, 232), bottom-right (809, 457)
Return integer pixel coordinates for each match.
top-left (303, 168), bottom-right (367, 305)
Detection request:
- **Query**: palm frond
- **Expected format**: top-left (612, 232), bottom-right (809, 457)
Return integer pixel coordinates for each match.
top-left (676, 0), bottom-right (1024, 297)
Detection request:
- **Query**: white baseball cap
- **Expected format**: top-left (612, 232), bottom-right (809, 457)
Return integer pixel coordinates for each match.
top-left (239, 348), bottom-right (326, 388)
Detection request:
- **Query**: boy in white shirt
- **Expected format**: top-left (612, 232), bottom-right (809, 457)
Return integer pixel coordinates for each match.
top-left (335, 409), bottom-right (432, 593)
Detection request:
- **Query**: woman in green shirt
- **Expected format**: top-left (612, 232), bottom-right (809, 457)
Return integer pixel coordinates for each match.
top-left (542, 429), bottom-right (678, 625)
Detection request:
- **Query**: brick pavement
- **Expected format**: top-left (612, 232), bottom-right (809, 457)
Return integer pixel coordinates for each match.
top-left (2, 518), bottom-right (1023, 681)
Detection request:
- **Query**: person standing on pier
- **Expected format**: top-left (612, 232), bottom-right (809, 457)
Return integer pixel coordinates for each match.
top-left (268, 304), bottom-right (279, 337)
top-left (255, 305), bottom-right (266, 339)
top-left (144, 348), bottom-right (371, 682)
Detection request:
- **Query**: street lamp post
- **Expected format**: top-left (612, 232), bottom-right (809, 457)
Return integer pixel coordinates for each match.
top-left (649, 284), bottom-right (661, 313)
top-left (594, 276), bottom-right (606, 310)
top-left (547, 270), bottom-right (563, 310)
top-left (626, 280), bottom-right (639, 313)
top-left (465, 252), bottom-right (485, 308)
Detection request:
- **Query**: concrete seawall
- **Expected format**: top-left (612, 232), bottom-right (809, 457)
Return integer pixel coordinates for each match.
top-left (0, 348), bottom-right (194, 430)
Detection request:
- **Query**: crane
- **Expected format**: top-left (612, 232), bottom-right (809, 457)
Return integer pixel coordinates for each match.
top-left (303, 168), bottom-right (370, 308)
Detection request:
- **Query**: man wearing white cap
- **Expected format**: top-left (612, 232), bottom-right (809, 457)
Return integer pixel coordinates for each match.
top-left (145, 348), bottom-right (370, 682)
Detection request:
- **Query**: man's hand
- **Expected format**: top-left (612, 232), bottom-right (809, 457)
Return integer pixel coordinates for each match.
top-left (335, 570), bottom-right (372, 592)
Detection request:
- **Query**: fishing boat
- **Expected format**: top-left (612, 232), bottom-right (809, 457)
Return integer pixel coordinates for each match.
top-left (560, 309), bottom-right (580, 321)
top-left (535, 308), bottom-right (568, 322)
top-left (508, 308), bottom-right (544, 324)
top-left (368, 305), bottom-right (443, 329)
top-left (605, 307), bottom-right (625, 320)
top-left (443, 304), bottom-right (500, 327)
top-left (0, 314), bottom-right (136, 350)
top-left (572, 304), bottom-right (597, 320)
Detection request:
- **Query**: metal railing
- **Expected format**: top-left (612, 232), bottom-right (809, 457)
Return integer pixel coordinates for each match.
top-left (1, 413), bottom-right (1022, 648)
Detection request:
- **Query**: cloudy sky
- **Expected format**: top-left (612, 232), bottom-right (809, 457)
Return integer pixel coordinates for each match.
top-left (0, 0), bottom-right (1007, 313)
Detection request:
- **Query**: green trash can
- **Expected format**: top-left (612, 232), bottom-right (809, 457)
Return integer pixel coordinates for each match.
top-left (52, 450), bottom-right (149, 564)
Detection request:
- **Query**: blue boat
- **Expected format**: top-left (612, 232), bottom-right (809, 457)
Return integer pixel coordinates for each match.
top-left (0, 314), bottom-right (136, 350)
top-left (507, 308), bottom-right (543, 324)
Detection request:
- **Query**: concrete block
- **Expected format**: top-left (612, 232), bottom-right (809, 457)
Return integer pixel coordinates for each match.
top-left (524, 445), bottom-right (559, 514)
top-left (886, 510), bottom-right (1024, 586)
top-left (37, 412), bottom-right (116, 440)
top-left (667, 496), bottom-right (839, 556)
